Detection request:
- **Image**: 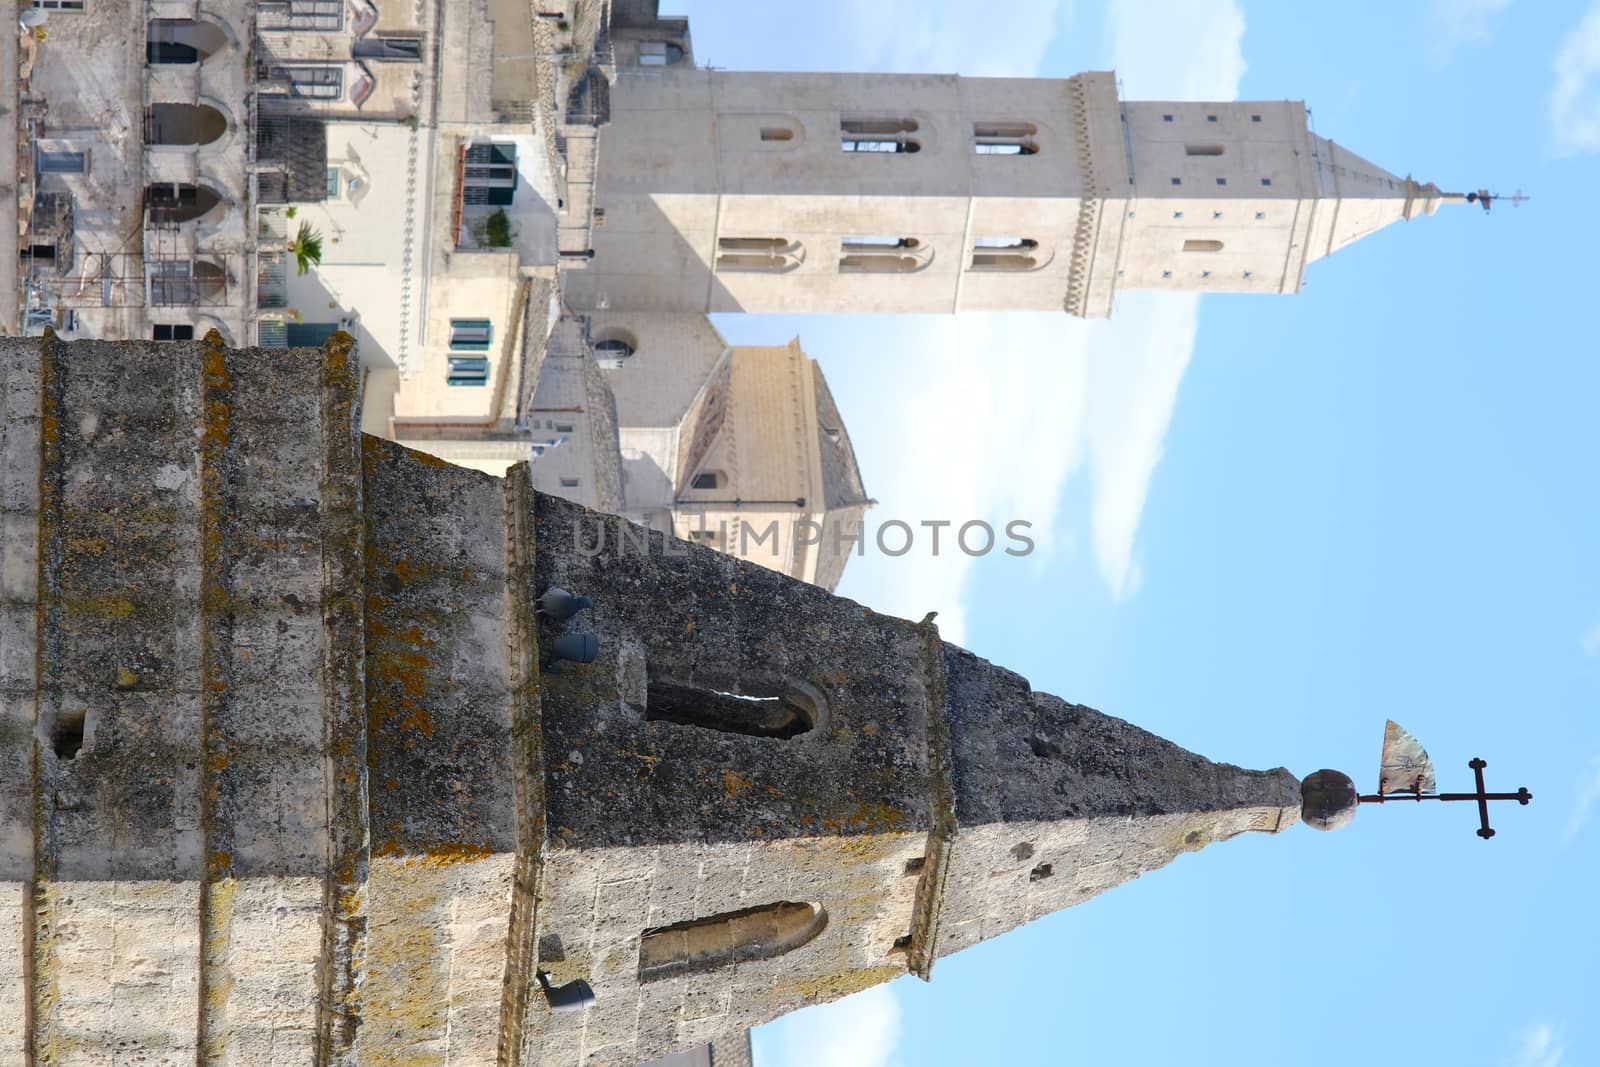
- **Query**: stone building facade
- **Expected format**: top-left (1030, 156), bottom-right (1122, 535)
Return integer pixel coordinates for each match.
top-left (1, 333), bottom-right (1300, 1066)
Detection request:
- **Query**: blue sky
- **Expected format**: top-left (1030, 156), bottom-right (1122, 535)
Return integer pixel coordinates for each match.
top-left (667, 1), bottom-right (1600, 1064)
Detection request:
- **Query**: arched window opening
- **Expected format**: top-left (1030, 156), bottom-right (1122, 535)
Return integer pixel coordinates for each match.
top-left (146, 18), bottom-right (229, 64)
top-left (145, 182), bottom-right (224, 224)
top-left (639, 41), bottom-right (686, 66)
top-left (1186, 144), bottom-right (1225, 157)
top-left (840, 255), bottom-right (925, 273)
top-left (146, 103), bottom-right (228, 146)
top-left (716, 237), bottom-right (802, 273)
top-left (690, 471), bottom-right (721, 490)
top-left (760, 127), bottom-right (794, 142)
top-left (974, 237), bottom-right (1037, 250)
top-left (1182, 239), bottom-right (1224, 252)
top-left (839, 237), bottom-right (930, 274)
top-left (969, 253), bottom-right (1038, 271)
top-left (842, 236), bottom-right (919, 251)
top-left (645, 676), bottom-right (821, 740)
top-left (594, 338), bottom-right (635, 367)
top-left (841, 117), bottom-right (919, 154)
top-left (718, 237), bottom-right (790, 252)
top-left (973, 122), bottom-right (1039, 156)
top-left (639, 902), bottom-right (827, 982)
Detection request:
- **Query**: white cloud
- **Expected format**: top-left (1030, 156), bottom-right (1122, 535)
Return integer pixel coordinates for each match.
top-left (1581, 614), bottom-right (1600, 656)
top-left (1428, 0), bottom-right (1513, 63)
top-left (1510, 1022), bottom-right (1565, 1067)
top-left (1563, 753), bottom-right (1600, 843)
top-left (1083, 295), bottom-right (1200, 598)
top-left (1106, 0), bottom-right (1247, 100)
top-left (757, 984), bottom-right (903, 1067)
top-left (1551, 2), bottom-right (1600, 156)
top-left (831, 0), bottom-right (1247, 634)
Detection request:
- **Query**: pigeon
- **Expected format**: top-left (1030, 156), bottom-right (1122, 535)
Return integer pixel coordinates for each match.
top-left (536, 586), bottom-right (592, 620)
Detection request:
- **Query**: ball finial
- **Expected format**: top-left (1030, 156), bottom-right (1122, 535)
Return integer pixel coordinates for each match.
top-left (1301, 769), bottom-right (1360, 831)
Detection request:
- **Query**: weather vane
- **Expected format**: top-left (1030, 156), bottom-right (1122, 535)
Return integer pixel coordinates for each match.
top-left (1301, 721), bottom-right (1531, 838)
top-left (1466, 188), bottom-right (1530, 213)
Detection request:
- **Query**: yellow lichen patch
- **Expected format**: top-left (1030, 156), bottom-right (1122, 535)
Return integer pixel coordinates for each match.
top-left (64, 535), bottom-right (112, 555)
top-left (373, 839), bottom-right (495, 866)
top-left (115, 666), bottom-right (140, 689)
top-left (775, 964), bottom-right (902, 1003)
top-left (722, 770), bottom-right (755, 797)
top-left (67, 594), bottom-right (136, 619)
top-left (359, 864), bottom-right (450, 1067)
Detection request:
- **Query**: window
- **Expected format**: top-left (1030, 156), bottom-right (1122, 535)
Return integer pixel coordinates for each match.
top-left (1201, 270), bottom-right (1212, 278)
top-left (638, 40), bottom-right (685, 65)
top-left (716, 237), bottom-right (802, 273)
top-left (258, 0), bottom-right (344, 31)
top-left (839, 236), bottom-right (928, 273)
top-left (1206, 114), bottom-right (1218, 122)
top-left (1183, 240), bottom-right (1224, 252)
top-left (1161, 270), bottom-right (1172, 279)
top-left (1186, 144), bottom-right (1224, 157)
top-left (560, 477), bottom-right (580, 488)
top-left (1170, 177), bottom-right (1181, 185)
top-left (326, 167), bottom-right (341, 199)
top-left (1215, 177), bottom-right (1227, 186)
top-left (1242, 270), bottom-right (1253, 279)
top-left (1254, 211), bottom-right (1266, 220)
top-left (38, 150), bottom-right (87, 174)
top-left (1251, 114), bottom-right (1262, 122)
top-left (152, 324), bottom-right (195, 341)
top-left (352, 36), bottom-right (423, 61)
top-left (760, 127), bottom-right (793, 142)
top-left (52, 710), bottom-right (86, 760)
top-left (841, 118), bottom-right (919, 153)
top-left (463, 143), bottom-right (517, 206)
top-left (1172, 211), bottom-right (1183, 219)
top-left (645, 677), bottom-right (821, 740)
top-left (1162, 113), bottom-right (1174, 122)
top-left (594, 338), bottom-right (636, 365)
top-left (969, 237), bottom-right (1040, 271)
top-left (1260, 178), bottom-right (1272, 186)
top-left (149, 260), bottom-right (225, 306)
top-left (973, 122), bottom-right (1038, 156)
top-left (278, 64), bottom-right (344, 100)
top-left (449, 318), bottom-right (492, 350)
top-left (1212, 211), bottom-right (1223, 219)
top-left (639, 902), bottom-right (827, 983)
top-left (691, 472), bottom-right (719, 490)
top-left (555, 422), bottom-right (575, 433)
top-left (447, 356), bottom-right (488, 386)
top-left (34, 0), bottom-right (85, 9)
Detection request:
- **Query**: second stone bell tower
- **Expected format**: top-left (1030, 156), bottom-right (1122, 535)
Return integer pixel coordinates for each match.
top-left (565, 67), bottom-right (1463, 319)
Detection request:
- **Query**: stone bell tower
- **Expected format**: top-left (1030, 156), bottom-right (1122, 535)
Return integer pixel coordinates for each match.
top-left (2, 334), bottom-right (1300, 1067)
top-left (564, 68), bottom-right (1464, 319)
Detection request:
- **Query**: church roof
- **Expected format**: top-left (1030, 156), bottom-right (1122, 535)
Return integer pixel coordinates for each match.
top-left (813, 365), bottom-right (870, 512)
top-left (809, 362), bottom-right (872, 592)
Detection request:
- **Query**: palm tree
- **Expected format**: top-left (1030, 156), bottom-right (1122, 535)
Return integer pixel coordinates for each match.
top-left (288, 222), bottom-right (323, 276)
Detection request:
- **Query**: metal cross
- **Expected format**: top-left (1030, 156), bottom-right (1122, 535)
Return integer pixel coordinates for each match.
top-left (1359, 758), bottom-right (1532, 839)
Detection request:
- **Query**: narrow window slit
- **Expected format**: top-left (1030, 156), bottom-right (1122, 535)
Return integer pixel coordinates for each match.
top-left (53, 710), bottom-right (86, 760)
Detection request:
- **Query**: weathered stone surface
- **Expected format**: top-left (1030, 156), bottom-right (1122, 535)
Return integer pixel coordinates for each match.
top-left (0, 335), bottom-right (1301, 1067)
